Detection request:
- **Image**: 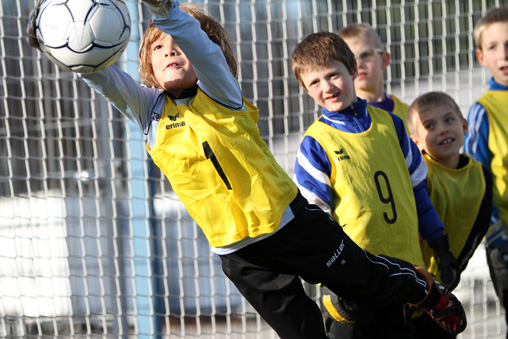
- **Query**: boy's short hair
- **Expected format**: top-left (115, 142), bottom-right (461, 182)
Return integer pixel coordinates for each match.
top-left (338, 23), bottom-right (384, 49)
top-left (406, 91), bottom-right (463, 136)
top-left (291, 32), bottom-right (356, 90)
top-left (474, 7), bottom-right (508, 49)
top-left (138, 4), bottom-right (238, 88)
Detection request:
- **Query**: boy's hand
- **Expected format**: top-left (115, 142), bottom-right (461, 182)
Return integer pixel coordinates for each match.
top-left (430, 235), bottom-right (459, 289)
top-left (413, 265), bottom-right (467, 335)
top-left (141, 0), bottom-right (174, 17)
top-left (26, 0), bottom-right (46, 51)
top-left (485, 221), bottom-right (508, 294)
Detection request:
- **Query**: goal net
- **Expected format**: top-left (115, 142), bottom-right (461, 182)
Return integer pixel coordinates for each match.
top-left (0, 0), bottom-right (506, 338)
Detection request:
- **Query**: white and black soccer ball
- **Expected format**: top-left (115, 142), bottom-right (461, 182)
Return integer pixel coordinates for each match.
top-left (35, 0), bottom-right (131, 74)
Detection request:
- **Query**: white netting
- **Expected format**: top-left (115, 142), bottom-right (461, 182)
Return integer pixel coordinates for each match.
top-left (0, 0), bottom-right (507, 337)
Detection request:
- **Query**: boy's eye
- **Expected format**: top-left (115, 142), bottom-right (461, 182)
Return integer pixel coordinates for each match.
top-left (307, 79), bottom-right (319, 87)
top-left (354, 48), bottom-right (383, 63)
top-left (424, 123), bottom-right (434, 130)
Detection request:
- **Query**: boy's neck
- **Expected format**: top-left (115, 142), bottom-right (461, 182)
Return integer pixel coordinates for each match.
top-left (425, 151), bottom-right (465, 169)
top-left (356, 88), bottom-right (385, 103)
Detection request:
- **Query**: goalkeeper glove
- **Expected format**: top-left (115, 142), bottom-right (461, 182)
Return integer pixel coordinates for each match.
top-left (321, 286), bottom-right (357, 324)
top-left (430, 235), bottom-right (459, 290)
top-left (485, 222), bottom-right (508, 296)
top-left (413, 265), bottom-right (467, 335)
top-left (141, 0), bottom-right (174, 18)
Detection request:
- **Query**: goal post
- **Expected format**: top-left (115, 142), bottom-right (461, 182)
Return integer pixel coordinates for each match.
top-left (0, 0), bottom-right (506, 337)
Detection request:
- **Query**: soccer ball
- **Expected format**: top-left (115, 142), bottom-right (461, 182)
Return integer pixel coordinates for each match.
top-left (35, 0), bottom-right (131, 74)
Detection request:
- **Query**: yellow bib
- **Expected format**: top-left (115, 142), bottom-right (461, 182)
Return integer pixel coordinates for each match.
top-left (391, 94), bottom-right (409, 125)
top-left (479, 91), bottom-right (508, 234)
top-left (420, 153), bottom-right (486, 282)
top-left (304, 106), bottom-right (424, 266)
top-left (147, 90), bottom-right (298, 247)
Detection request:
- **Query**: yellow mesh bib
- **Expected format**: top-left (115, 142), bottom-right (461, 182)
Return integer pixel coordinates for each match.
top-left (147, 91), bottom-right (297, 247)
top-left (304, 106), bottom-right (424, 266)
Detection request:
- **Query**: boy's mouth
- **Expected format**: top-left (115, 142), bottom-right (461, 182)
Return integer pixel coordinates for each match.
top-left (324, 92), bottom-right (340, 101)
top-left (439, 137), bottom-right (454, 146)
top-left (165, 62), bottom-right (181, 70)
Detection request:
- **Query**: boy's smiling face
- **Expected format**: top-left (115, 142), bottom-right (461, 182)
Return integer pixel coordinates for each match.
top-left (411, 105), bottom-right (468, 169)
top-left (151, 33), bottom-right (198, 97)
top-left (300, 60), bottom-right (357, 112)
top-left (476, 21), bottom-right (508, 87)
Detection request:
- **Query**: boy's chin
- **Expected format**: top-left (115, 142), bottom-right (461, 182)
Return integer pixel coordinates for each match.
top-left (324, 102), bottom-right (348, 112)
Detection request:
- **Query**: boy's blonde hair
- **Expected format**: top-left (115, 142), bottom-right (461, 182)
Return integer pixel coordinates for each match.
top-left (474, 7), bottom-right (508, 49)
top-left (406, 91), bottom-right (463, 136)
top-left (138, 4), bottom-right (238, 88)
top-left (291, 32), bottom-right (356, 90)
top-left (338, 23), bottom-right (384, 49)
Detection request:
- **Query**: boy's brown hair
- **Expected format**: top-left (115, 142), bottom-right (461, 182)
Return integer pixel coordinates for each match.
top-left (406, 91), bottom-right (463, 136)
top-left (138, 4), bottom-right (238, 88)
top-left (474, 7), bottom-right (508, 49)
top-left (338, 23), bottom-right (384, 49)
top-left (291, 32), bottom-right (356, 90)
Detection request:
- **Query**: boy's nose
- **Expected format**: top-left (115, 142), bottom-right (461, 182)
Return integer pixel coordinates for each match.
top-left (165, 48), bottom-right (179, 57)
top-left (502, 45), bottom-right (508, 59)
top-left (321, 80), bottom-right (334, 92)
top-left (438, 124), bottom-right (449, 134)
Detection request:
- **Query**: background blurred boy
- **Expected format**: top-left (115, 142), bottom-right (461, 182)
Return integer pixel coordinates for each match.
top-left (338, 23), bottom-right (409, 125)
top-left (463, 8), bottom-right (508, 337)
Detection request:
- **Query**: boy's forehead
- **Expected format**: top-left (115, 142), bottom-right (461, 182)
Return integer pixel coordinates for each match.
top-left (344, 36), bottom-right (379, 49)
top-left (480, 21), bottom-right (508, 46)
top-left (301, 60), bottom-right (345, 74)
top-left (418, 105), bottom-right (462, 120)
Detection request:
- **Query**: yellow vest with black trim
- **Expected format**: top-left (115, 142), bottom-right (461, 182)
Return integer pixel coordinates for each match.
top-left (147, 90), bottom-right (298, 247)
top-left (304, 106), bottom-right (424, 266)
top-left (391, 94), bottom-right (410, 133)
top-left (479, 91), bottom-right (508, 234)
top-left (391, 94), bottom-right (409, 123)
top-left (420, 153), bottom-right (486, 282)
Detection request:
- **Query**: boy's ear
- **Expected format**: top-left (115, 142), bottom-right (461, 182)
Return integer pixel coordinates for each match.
top-left (381, 51), bottom-right (390, 71)
top-left (410, 134), bottom-right (419, 146)
top-left (410, 134), bottom-right (425, 153)
top-left (462, 118), bottom-right (469, 136)
top-left (475, 48), bottom-right (486, 67)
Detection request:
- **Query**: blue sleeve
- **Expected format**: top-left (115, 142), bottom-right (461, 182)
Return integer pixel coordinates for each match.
top-left (294, 136), bottom-right (334, 214)
top-left (464, 102), bottom-right (498, 223)
top-left (151, 1), bottom-right (244, 110)
top-left (391, 113), bottom-right (445, 243)
top-left (464, 102), bottom-right (492, 170)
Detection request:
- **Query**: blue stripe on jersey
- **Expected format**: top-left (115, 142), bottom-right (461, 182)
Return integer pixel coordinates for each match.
top-left (389, 111), bottom-right (428, 188)
top-left (295, 136), bottom-right (333, 213)
top-left (465, 102), bottom-right (491, 169)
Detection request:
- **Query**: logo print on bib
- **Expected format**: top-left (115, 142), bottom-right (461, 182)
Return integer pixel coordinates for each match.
top-left (334, 147), bottom-right (351, 162)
